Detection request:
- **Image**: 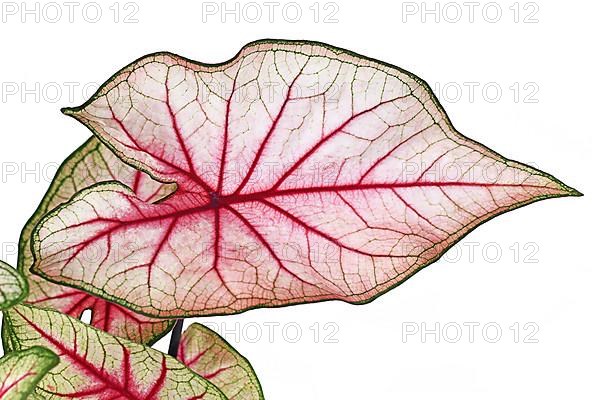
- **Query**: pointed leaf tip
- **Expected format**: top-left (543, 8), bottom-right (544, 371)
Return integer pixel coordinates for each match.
top-left (550, 177), bottom-right (582, 197)
top-left (567, 186), bottom-right (583, 197)
top-left (61, 107), bottom-right (75, 115)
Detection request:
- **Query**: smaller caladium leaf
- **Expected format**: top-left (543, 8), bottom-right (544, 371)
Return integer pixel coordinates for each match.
top-left (4, 304), bottom-right (229, 400)
top-left (20, 137), bottom-right (175, 344)
top-left (0, 346), bottom-right (59, 400)
top-left (178, 323), bottom-right (264, 400)
top-left (0, 260), bottom-right (28, 310)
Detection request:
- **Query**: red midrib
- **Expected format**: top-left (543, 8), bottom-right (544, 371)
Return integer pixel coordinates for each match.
top-left (91, 80), bottom-right (556, 234)
top-left (226, 181), bottom-right (547, 204)
top-left (47, 179), bottom-right (552, 261)
top-left (185, 180), bottom-right (551, 220)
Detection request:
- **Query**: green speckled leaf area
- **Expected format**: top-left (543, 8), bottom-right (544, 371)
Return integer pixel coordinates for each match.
top-left (0, 346), bottom-right (58, 400)
top-left (178, 323), bottom-right (264, 400)
top-left (0, 260), bottom-right (27, 310)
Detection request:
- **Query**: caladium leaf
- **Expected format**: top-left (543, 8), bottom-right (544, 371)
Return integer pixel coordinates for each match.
top-left (178, 323), bottom-right (263, 400)
top-left (0, 260), bottom-right (27, 310)
top-left (20, 137), bottom-right (175, 343)
top-left (4, 304), bottom-right (228, 399)
top-left (33, 40), bottom-right (580, 317)
top-left (0, 346), bottom-right (59, 400)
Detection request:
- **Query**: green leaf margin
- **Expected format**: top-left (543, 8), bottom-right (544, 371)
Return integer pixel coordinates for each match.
top-left (0, 260), bottom-right (28, 310)
top-left (0, 346), bottom-right (59, 400)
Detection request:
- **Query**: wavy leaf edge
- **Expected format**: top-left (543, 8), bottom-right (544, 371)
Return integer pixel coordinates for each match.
top-left (31, 38), bottom-right (581, 319)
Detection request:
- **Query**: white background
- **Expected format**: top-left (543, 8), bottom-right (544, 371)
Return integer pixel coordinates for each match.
top-left (0, 0), bottom-right (597, 398)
